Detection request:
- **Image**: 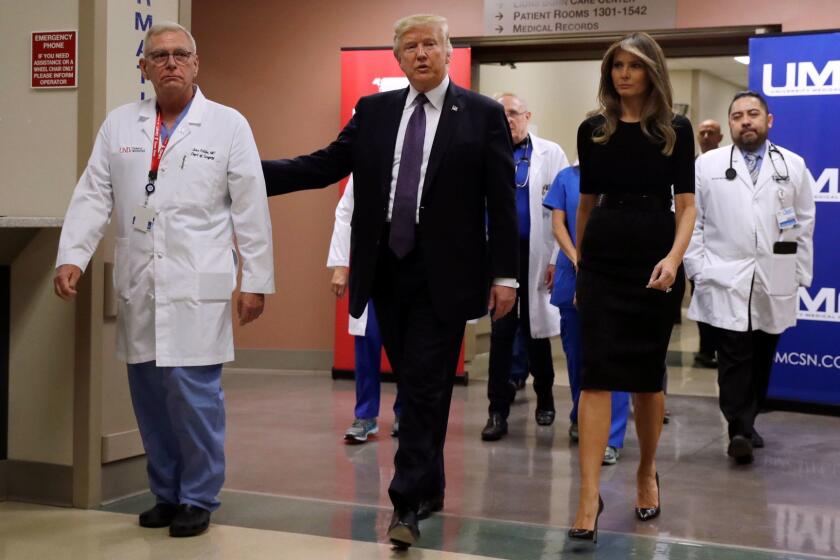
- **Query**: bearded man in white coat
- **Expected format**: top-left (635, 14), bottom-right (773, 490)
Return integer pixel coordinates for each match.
top-left (481, 92), bottom-right (569, 441)
top-left (685, 91), bottom-right (815, 465)
top-left (53, 22), bottom-right (275, 536)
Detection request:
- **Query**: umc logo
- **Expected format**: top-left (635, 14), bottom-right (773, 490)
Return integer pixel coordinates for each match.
top-left (811, 168), bottom-right (840, 202)
top-left (798, 287), bottom-right (840, 322)
top-left (763, 60), bottom-right (840, 96)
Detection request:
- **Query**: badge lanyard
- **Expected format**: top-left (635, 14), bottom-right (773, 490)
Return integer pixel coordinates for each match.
top-left (144, 111), bottom-right (169, 206)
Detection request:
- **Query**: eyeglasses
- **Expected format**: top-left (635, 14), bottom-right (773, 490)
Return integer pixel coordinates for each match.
top-left (505, 109), bottom-right (528, 119)
top-left (146, 49), bottom-right (194, 67)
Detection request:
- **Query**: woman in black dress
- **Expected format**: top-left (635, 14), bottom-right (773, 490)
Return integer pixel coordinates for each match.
top-left (568, 32), bottom-right (696, 542)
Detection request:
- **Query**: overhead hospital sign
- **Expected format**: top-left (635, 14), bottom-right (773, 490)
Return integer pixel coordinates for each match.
top-left (484, 0), bottom-right (676, 36)
top-left (31, 31), bottom-right (77, 89)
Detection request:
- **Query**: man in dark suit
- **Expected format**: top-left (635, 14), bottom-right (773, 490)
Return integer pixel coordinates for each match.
top-left (262, 14), bottom-right (518, 548)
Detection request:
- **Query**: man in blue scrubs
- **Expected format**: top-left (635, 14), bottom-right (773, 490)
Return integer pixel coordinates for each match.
top-left (543, 164), bottom-right (630, 464)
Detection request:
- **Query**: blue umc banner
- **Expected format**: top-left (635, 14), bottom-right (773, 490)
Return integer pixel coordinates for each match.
top-left (749, 32), bottom-right (840, 407)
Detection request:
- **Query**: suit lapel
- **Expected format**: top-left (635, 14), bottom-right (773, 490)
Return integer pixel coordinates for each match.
top-left (421, 82), bottom-right (461, 203)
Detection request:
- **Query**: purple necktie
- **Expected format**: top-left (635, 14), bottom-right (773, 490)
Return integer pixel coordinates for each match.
top-left (389, 94), bottom-right (428, 258)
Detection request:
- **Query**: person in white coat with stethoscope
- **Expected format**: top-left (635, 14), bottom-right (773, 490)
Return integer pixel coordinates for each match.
top-left (328, 177), bottom-right (402, 444)
top-left (685, 91), bottom-right (815, 465)
top-left (481, 93), bottom-right (569, 441)
top-left (53, 22), bottom-right (275, 537)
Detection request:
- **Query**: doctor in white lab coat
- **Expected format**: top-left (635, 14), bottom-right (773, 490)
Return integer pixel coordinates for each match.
top-left (685, 91), bottom-right (815, 465)
top-left (328, 178), bottom-right (401, 442)
top-left (54, 22), bottom-right (274, 536)
top-left (481, 93), bottom-right (568, 442)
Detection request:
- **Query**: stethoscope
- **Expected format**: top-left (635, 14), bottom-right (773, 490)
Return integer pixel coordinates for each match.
top-left (725, 143), bottom-right (790, 183)
top-left (514, 135), bottom-right (531, 188)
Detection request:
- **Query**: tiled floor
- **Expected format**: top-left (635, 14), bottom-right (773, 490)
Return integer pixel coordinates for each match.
top-left (3, 318), bottom-right (839, 559)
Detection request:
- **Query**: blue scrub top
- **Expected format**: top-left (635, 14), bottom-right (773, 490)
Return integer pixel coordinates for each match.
top-left (514, 140), bottom-right (531, 240)
top-left (542, 166), bottom-right (580, 308)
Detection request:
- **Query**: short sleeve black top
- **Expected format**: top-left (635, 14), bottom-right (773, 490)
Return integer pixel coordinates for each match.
top-left (577, 114), bottom-right (695, 196)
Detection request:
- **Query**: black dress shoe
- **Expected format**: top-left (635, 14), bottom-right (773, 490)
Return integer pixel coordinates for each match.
top-left (727, 435), bottom-right (754, 465)
top-left (387, 509), bottom-right (419, 549)
top-left (481, 413), bottom-right (508, 441)
top-left (138, 503), bottom-right (178, 528)
top-left (417, 495), bottom-right (444, 520)
top-left (751, 429), bottom-right (765, 449)
top-left (169, 504), bottom-right (211, 537)
top-left (535, 409), bottom-right (555, 426)
top-left (635, 472), bottom-right (661, 521)
top-left (693, 352), bottom-right (718, 369)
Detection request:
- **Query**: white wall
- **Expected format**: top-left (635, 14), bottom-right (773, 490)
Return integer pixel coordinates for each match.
top-left (8, 230), bottom-right (75, 465)
top-left (0, 1), bottom-right (79, 218)
top-left (479, 60), bottom-right (601, 162)
top-left (696, 71), bottom-right (743, 145)
top-left (106, 0), bottom-right (179, 110)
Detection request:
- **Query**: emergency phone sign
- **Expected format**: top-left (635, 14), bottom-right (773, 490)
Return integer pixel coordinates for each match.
top-left (31, 31), bottom-right (77, 89)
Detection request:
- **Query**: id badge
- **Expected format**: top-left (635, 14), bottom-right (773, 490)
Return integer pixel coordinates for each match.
top-left (776, 207), bottom-right (798, 230)
top-left (132, 205), bottom-right (156, 232)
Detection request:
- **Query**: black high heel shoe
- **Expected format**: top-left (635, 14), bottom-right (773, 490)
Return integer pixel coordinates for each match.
top-left (568, 495), bottom-right (604, 544)
top-left (635, 472), bottom-right (661, 521)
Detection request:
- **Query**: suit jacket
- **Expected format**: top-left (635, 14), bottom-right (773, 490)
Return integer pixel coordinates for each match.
top-left (263, 80), bottom-right (518, 322)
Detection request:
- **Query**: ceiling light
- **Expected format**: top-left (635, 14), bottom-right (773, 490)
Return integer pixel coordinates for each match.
top-left (734, 56), bottom-right (750, 65)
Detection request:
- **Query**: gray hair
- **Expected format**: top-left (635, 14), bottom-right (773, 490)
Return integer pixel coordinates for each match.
top-left (143, 21), bottom-right (197, 55)
top-left (392, 14), bottom-right (452, 59)
top-left (493, 92), bottom-right (528, 111)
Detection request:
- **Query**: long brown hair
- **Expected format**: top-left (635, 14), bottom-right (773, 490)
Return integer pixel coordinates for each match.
top-left (590, 32), bottom-right (676, 155)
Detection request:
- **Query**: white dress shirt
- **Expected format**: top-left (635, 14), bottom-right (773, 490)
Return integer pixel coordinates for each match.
top-left (386, 75), bottom-right (516, 289)
top-left (387, 75), bottom-right (450, 222)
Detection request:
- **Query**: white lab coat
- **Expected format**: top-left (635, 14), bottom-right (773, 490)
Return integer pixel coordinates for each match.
top-left (524, 134), bottom-right (569, 338)
top-left (685, 141), bottom-right (815, 334)
top-left (57, 87), bottom-right (275, 366)
top-left (327, 178), bottom-right (368, 336)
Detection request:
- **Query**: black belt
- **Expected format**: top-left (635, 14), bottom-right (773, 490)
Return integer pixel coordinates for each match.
top-left (596, 193), bottom-right (671, 211)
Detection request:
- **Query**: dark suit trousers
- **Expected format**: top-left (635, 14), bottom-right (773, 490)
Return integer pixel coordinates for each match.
top-left (713, 326), bottom-right (780, 439)
top-left (690, 280), bottom-right (718, 356)
top-left (487, 238), bottom-right (555, 418)
top-left (372, 229), bottom-right (465, 512)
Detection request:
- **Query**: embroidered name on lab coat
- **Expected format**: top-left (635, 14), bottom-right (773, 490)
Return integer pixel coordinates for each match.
top-left (190, 147), bottom-right (217, 161)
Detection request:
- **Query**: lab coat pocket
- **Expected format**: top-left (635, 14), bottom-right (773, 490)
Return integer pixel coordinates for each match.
top-left (768, 253), bottom-right (797, 296)
top-left (197, 243), bottom-right (236, 301)
top-left (177, 148), bottom-right (224, 206)
top-left (113, 237), bottom-right (131, 300)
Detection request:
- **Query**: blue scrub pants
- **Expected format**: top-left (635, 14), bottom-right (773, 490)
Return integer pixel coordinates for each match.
top-left (560, 307), bottom-right (630, 449)
top-left (127, 361), bottom-right (225, 511)
top-left (354, 301), bottom-right (401, 420)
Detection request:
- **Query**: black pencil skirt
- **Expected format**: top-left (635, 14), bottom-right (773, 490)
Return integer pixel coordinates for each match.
top-left (576, 204), bottom-right (679, 393)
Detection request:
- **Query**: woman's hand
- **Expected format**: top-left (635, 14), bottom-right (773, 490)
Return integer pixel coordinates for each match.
top-left (647, 255), bottom-right (680, 292)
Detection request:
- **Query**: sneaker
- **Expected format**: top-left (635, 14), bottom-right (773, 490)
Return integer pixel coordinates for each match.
top-left (391, 417), bottom-right (400, 438)
top-left (602, 446), bottom-right (620, 465)
top-left (344, 418), bottom-right (378, 443)
top-left (568, 422), bottom-right (579, 443)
